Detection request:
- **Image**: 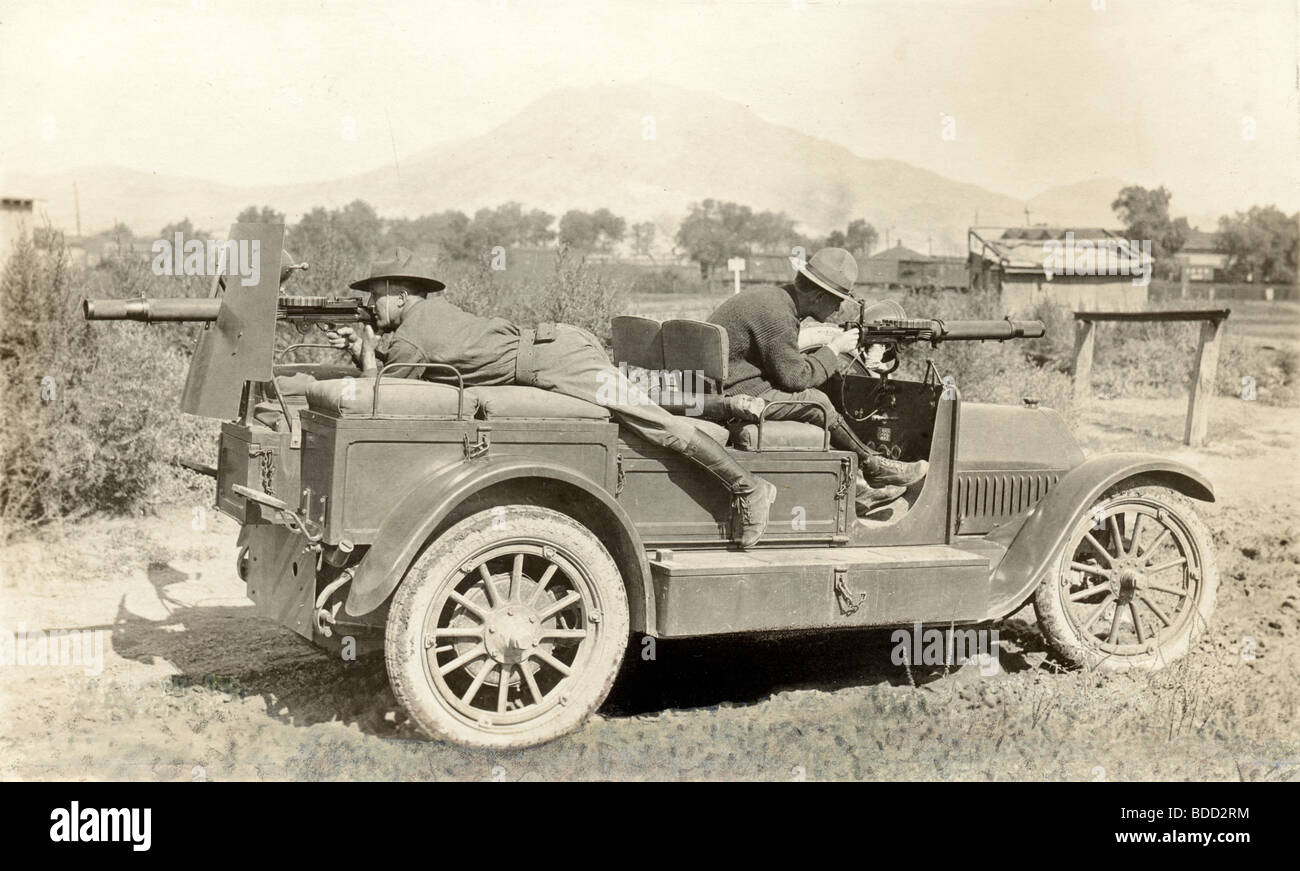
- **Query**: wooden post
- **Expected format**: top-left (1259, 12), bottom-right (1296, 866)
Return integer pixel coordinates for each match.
top-left (1184, 318), bottom-right (1226, 447)
top-left (1180, 269), bottom-right (1189, 299)
top-left (1072, 319), bottom-right (1097, 401)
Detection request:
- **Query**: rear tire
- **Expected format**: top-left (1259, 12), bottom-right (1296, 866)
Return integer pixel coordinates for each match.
top-left (385, 505), bottom-right (629, 749)
top-left (1033, 483), bottom-right (1217, 672)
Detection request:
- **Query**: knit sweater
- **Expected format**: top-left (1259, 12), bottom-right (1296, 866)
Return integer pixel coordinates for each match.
top-left (708, 284), bottom-right (848, 396)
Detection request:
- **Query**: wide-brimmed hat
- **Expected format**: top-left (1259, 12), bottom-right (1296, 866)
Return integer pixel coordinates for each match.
top-left (349, 247), bottom-right (446, 295)
top-left (790, 247), bottom-right (858, 303)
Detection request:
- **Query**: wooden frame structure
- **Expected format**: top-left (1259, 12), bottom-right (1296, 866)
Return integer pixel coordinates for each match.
top-left (1071, 309), bottom-right (1231, 447)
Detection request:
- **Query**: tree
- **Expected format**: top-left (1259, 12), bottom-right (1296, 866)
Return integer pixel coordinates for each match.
top-left (824, 219), bottom-right (878, 258)
top-left (675, 199), bottom-right (801, 278)
top-left (158, 217), bottom-right (208, 241)
top-left (1217, 205), bottom-right (1299, 283)
top-left (558, 208), bottom-right (626, 253)
top-left (630, 221), bottom-right (657, 258)
top-left (1111, 185), bottom-right (1190, 277)
top-left (94, 221), bottom-right (134, 242)
top-left (236, 205), bottom-right (286, 225)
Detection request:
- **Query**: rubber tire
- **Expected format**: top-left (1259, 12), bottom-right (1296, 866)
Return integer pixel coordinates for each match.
top-left (385, 505), bottom-right (629, 749)
top-left (1033, 483), bottom-right (1218, 672)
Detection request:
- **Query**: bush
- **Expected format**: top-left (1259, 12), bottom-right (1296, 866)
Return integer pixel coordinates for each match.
top-left (0, 231), bottom-right (213, 535)
top-left (629, 266), bottom-right (708, 296)
top-left (444, 247), bottom-right (627, 347)
top-left (893, 288), bottom-right (1078, 424)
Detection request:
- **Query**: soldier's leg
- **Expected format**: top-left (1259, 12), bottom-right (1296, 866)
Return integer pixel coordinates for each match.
top-left (752, 386), bottom-right (927, 488)
top-left (531, 326), bottom-right (776, 547)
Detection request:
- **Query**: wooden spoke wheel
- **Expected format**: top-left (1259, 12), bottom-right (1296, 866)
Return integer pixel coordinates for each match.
top-left (385, 506), bottom-right (628, 749)
top-left (1034, 484), bottom-right (1217, 671)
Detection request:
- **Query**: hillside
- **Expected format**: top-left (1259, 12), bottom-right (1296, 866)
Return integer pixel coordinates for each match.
top-left (4, 84), bottom-right (1148, 254)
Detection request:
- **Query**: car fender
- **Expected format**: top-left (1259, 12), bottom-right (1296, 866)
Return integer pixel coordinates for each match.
top-left (985, 452), bottom-right (1214, 618)
top-left (343, 457), bottom-right (651, 625)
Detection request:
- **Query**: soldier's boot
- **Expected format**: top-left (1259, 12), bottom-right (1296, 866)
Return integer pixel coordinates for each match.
top-left (855, 472), bottom-right (907, 515)
top-left (829, 419), bottom-right (929, 488)
top-left (862, 454), bottom-right (929, 488)
top-left (680, 434), bottom-right (777, 549)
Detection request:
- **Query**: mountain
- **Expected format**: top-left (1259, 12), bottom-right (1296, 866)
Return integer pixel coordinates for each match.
top-left (2, 84), bottom-right (1167, 255)
top-left (1026, 177), bottom-right (1129, 229)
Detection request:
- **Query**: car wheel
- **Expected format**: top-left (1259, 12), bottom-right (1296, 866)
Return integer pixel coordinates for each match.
top-left (385, 505), bottom-right (629, 749)
top-left (1034, 483), bottom-right (1217, 672)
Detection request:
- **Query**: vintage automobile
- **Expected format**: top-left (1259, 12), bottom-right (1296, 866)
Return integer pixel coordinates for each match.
top-left (85, 224), bottom-right (1218, 749)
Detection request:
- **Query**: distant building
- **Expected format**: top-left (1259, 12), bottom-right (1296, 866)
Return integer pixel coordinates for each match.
top-left (0, 197), bottom-right (35, 265)
top-left (861, 242), bottom-right (929, 285)
top-left (860, 241), bottom-right (967, 289)
top-left (968, 226), bottom-right (1151, 313)
top-left (1172, 229), bottom-right (1227, 282)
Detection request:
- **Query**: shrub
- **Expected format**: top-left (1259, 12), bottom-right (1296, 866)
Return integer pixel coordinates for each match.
top-left (0, 231), bottom-right (213, 535)
top-left (892, 288), bottom-right (1078, 424)
top-left (444, 247), bottom-right (627, 347)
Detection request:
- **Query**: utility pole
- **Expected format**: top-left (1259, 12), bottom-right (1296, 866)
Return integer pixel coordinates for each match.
top-left (73, 181), bottom-right (81, 237)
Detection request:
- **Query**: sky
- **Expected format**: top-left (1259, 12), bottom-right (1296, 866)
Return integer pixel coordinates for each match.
top-left (1, 0), bottom-right (1297, 215)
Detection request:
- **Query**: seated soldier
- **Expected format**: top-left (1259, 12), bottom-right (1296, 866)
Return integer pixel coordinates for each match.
top-left (707, 247), bottom-right (927, 513)
top-left (327, 248), bottom-right (777, 548)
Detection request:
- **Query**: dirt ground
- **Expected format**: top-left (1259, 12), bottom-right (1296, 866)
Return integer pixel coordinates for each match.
top-left (2, 393), bottom-right (1297, 781)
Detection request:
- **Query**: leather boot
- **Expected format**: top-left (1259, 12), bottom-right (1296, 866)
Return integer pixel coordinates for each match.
top-left (862, 454), bottom-right (928, 488)
top-left (680, 433), bottom-right (777, 549)
top-left (855, 472), bottom-right (906, 515)
top-left (830, 419), bottom-right (928, 488)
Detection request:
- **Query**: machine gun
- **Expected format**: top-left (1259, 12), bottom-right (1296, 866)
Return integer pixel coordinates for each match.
top-left (838, 297), bottom-right (1044, 377)
top-left (84, 252), bottom-right (374, 327)
top-left (83, 292), bottom-right (375, 327)
top-left (833, 302), bottom-right (1047, 424)
top-left (79, 222), bottom-right (376, 419)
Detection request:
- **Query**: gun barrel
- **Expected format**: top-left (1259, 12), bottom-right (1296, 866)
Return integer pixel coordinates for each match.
top-left (938, 319), bottom-right (1045, 341)
top-left (82, 298), bottom-right (222, 322)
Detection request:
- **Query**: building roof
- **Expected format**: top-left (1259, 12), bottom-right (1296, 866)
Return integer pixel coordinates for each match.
top-left (869, 242), bottom-right (929, 262)
top-left (969, 226), bottom-right (1150, 274)
top-left (1182, 229), bottom-right (1222, 252)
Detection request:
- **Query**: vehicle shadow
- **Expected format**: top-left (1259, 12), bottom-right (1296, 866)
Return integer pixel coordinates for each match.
top-left (602, 622), bottom-right (1048, 717)
top-left (100, 560), bottom-right (1055, 736)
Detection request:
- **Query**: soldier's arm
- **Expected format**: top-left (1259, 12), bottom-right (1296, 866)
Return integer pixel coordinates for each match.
top-left (754, 313), bottom-right (845, 392)
top-left (378, 335), bottom-right (427, 380)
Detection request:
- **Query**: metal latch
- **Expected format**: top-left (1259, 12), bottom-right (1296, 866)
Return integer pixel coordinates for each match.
top-left (833, 566), bottom-right (865, 616)
top-left (463, 426), bottom-right (491, 460)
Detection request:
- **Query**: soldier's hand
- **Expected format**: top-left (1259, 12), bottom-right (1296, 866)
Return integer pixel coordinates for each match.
top-left (325, 325), bottom-right (361, 357)
top-left (830, 327), bottom-right (860, 355)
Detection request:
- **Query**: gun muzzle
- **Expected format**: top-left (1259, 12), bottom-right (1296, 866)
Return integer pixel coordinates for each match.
top-left (82, 298), bottom-right (222, 322)
top-left (938, 319), bottom-right (1046, 341)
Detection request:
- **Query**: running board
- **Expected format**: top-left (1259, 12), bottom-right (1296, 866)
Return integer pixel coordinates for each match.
top-left (647, 545), bottom-right (990, 638)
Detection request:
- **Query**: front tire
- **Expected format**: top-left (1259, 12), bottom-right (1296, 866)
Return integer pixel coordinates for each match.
top-left (386, 505), bottom-right (629, 749)
top-left (1034, 483), bottom-right (1217, 672)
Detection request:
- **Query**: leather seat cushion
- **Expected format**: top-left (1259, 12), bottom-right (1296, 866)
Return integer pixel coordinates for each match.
top-left (469, 386), bottom-right (610, 420)
top-left (305, 378), bottom-right (476, 418)
top-left (732, 421), bottom-right (826, 450)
